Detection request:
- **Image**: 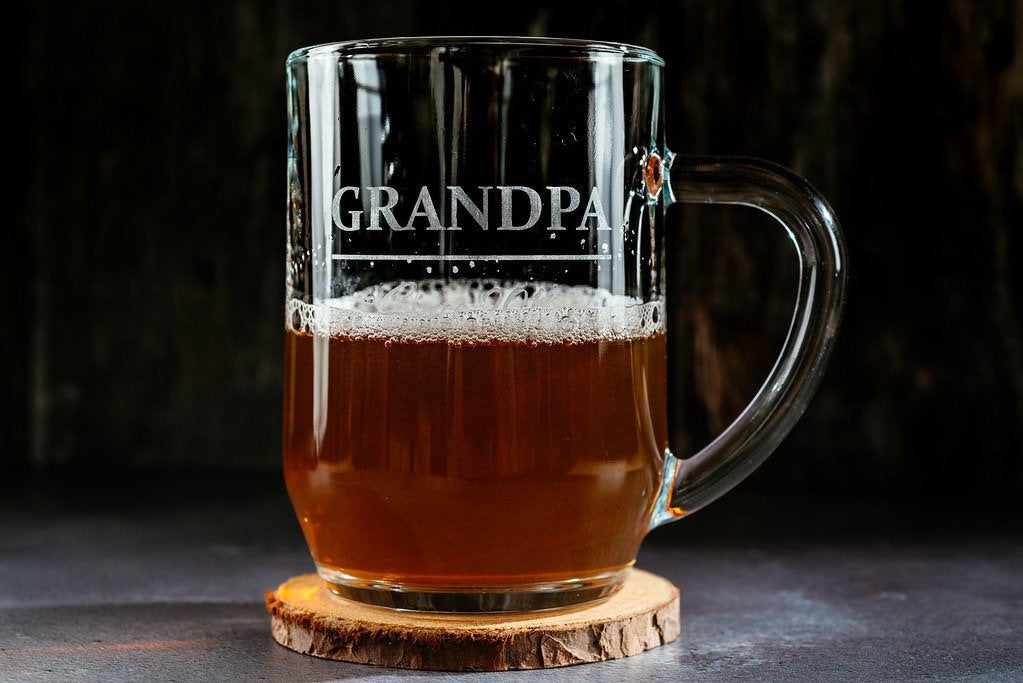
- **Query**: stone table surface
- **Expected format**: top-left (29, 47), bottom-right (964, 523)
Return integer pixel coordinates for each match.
top-left (1, 474), bottom-right (1021, 682)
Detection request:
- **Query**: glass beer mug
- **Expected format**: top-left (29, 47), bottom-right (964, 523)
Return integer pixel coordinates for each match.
top-left (283, 37), bottom-right (846, 612)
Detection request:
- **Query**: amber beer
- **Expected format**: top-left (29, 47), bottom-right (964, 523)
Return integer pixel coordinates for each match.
top-left (282, 283), bottom-right (668, 590)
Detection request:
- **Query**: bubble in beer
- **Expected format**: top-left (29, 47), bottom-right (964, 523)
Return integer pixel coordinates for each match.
top-left (286, 279), bottom-right (664, 345)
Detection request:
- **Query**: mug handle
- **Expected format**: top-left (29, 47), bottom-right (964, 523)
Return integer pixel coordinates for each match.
top-left (649, 153), bottom-right (848, 528)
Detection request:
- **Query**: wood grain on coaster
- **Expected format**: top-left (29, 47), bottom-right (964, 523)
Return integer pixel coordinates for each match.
top-left (265, 569), bottom-right (680, 671)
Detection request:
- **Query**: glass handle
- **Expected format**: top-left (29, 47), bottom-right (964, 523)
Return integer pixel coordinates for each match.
top-left (650, 153), bottom-right (848, 527)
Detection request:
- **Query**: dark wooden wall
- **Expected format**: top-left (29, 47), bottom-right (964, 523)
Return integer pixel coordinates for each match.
top-left (8, 1), bottom-right (1021, 498)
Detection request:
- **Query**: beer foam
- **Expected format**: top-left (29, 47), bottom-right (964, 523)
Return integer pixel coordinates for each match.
top-left (286, 280), bottom-right (664, 344)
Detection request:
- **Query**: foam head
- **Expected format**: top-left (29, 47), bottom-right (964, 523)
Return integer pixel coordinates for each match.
top-left (287, 279), bottom-right (664, 344)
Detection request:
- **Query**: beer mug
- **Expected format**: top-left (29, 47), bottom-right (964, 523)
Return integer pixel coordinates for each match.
top-left (283, 37), bottom-right (846, 612)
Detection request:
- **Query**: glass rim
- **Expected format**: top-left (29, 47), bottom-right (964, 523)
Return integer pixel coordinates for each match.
top-left (287, 36), bottom-right (664, 66)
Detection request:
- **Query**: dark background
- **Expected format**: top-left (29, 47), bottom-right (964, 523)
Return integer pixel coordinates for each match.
top-left (7, 1), bottom-right (1021, 503)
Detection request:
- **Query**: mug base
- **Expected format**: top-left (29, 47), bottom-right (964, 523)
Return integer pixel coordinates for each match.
top-left (316, 565), bottom-right (630, 613)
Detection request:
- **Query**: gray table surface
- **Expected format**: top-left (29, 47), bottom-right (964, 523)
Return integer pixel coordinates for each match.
top-left (1, 474), bottom-right (1021, 682)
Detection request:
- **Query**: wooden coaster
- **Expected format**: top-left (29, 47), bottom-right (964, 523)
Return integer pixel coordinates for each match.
top-left (266, 570), bottom-right (680, 671)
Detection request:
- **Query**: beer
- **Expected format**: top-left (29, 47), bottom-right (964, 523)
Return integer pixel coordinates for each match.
top-left (282, 281), bottom-right (668, 589)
